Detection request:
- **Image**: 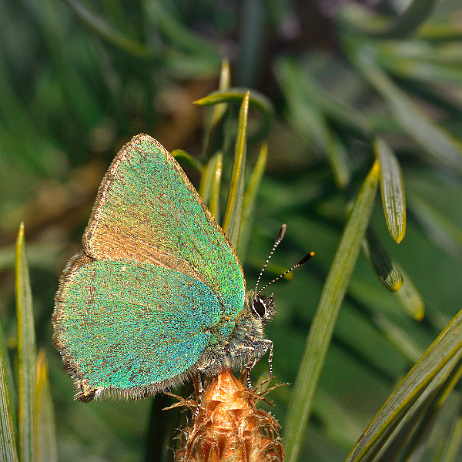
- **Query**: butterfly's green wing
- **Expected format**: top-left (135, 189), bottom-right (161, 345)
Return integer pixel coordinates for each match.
top-left (53, 135), bottom-right (246, 400)
top-left (84, 134), bottom-right (245, 314)
top-left (55, 257), bottom-right (231, 400)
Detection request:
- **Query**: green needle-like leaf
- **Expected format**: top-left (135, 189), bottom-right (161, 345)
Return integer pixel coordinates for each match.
top-left (375, 137), bottom-right (406, 244)
top-left (437, 404), bottom-right (462, 462)
top-left (194, 88), bottom-right (273, 117)
top-left (199, 152), bottom-right (223, 221)
top-left (195, 88), bottom-right (274, 140)
top-left (394, 264), bottom-right (425, 321)
top-left (0, 54), bottom-right (62, 177)
top-left (222, 91), bottom-right (249, 248)
top-left (408, 190), bottom-right (462, 257)
top-left (349, 41), bottom-right (462, 175)
top-left (16, 223), bottom-right (36, 462)
top-left (238, 142), bottom-right (268, 262)
top-left (326, 134), bottom-right (352, 192)
top-left (275, 57), bottom-right (373, 141)
top-left (284, 160), bottom-right (380, 462)
top-left (345, 306), bottom-right (462, 462)
top-left (0, 334), bottom-right (18, 462)
top-left (61, 0), bottom-right (154, 59)
top-left (203, 60), bottom-right (231, 159)
top-left (363, 226), bottom-right (404, 292)
top-left (171, 149), bottom-right (203, 172)
top-left (42, 0), bottom-right (104, 129)
top-left (417, 19), bottom-right (462, 40)
top-left (373, 313), bottom-right (424, 363)
top-left (391, 359), bottom-right (462, 461)
top-left (338, 0), bottom-right (438, 39)
top-left (0, 301), bottom-right (16, 427)
top-left (34, 351), bottom-right (58, 462)
top-left (143, 1), bottom-right (219, 57)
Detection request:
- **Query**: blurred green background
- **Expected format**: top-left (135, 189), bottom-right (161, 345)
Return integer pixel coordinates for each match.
top-left (2, 0), bottom-right (462, 461)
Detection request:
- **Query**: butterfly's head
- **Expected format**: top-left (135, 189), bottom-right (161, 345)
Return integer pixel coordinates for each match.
top-left (249, 292), bottom-right (275, 325)
top-left (252, 225), bottom-right (313, 326)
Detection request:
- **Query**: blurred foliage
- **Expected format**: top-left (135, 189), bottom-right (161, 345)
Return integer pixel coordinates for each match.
top-left (2, 0), bottom-right (462, 461)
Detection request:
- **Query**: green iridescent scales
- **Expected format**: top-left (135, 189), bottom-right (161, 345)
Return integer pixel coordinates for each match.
top-left (53, 135), bottom-right (247, 401)
top-left (60, 261), bottom-right (221, 389)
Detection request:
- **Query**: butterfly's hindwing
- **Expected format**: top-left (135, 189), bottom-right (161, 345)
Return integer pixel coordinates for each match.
top-left (55, 258), bottom-right (235, 397)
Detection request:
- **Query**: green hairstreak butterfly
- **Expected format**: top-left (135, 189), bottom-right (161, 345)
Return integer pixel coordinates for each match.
top-left (53, 134), bottom-right (277, 402)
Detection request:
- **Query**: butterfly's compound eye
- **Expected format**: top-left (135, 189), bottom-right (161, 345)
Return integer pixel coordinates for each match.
top-left (252, 296), bottom-right (267, 318)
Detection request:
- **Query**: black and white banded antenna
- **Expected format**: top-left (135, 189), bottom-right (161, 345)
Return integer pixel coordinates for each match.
top-left (254, 224), bottom-right (287, 294)
top-left (254, 224), bottom-right (315, 295)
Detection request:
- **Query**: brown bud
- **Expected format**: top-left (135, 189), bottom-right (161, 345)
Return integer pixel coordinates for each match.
top-left (174, 369), bottom-right (284, 462)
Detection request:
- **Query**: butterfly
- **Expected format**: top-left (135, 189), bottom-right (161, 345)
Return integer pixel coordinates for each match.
top-left (53, 134), bottom-right (276, 402)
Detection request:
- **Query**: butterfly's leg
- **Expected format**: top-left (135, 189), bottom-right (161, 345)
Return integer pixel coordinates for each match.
top-left (244, 358), bottom-right (258, 389)
top-left (268, 341), bottom-right (274, 378)
top-left (244, 337), bottom-right (274, 389)
top-left (193, 373), bottom-right (204, 419)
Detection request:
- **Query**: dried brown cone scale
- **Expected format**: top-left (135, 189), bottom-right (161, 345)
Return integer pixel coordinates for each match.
top-left (173, 368), bottom-right (284, 462)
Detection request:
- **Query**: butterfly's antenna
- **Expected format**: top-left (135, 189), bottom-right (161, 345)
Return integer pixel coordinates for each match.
top-left (254, 224), bottom-right (287, 293)
top-left (257, 251), bottom-right (315, 296)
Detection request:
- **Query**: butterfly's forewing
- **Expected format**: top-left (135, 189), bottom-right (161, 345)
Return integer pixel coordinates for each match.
top-left (85, 134), bottom-right (245, 316)
top-left (54, 135), bottom-right (246, 400)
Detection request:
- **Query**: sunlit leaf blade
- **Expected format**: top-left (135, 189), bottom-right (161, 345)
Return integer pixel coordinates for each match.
top-left (238, 142), bottom-right (268, 262)
top-left (203, 59), bottom-right (231, 159)
top-left (0, 302), bottom-right (16, 427)
top-left (222, 92), bottom-right (249, 248)
top-left (338, 0), bottom-right (438, 38)
top-left (388, 358), bottom-right (462, 461)
top-left (344, 306), bottom-right (462, 462)
top-left (171, 149), bottom-right (203, 172)
top-left (284, 160), bottom-right (380, 462)
top-left (363, 227), bottom-right (404, 292)
top-left (374, 138), bottom-right (406, 244)
top-left (199, 152), bottom-right (223, 221)
top-left (61, 0), bottom-right (154, 59)
top-left (348, 41), bottom-right (462, 175)
top-left (0, 337), bottom-right (18, 462)
top-left (15, 223), bottom-right (36, 462)
top-left (368, 362), bottom-right (451, 461)
top-left (194, 88), bottom-right (274, 139)
top-left (394, 264), bottom-right (425, 321)
top-left (194, 88), bottom-right (273, 117)
top-left (34, 350), bottom-right (58, 462)
top-left (207, 155), bottom-right (223, 222)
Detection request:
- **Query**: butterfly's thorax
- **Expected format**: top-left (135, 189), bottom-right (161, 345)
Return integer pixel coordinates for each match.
top-left (196, 292), bottom-right (275, 375)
